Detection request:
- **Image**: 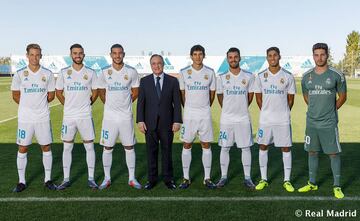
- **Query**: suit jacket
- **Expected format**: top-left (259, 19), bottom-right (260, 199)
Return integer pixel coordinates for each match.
top-left (136, 73), bottom-right (182, 131)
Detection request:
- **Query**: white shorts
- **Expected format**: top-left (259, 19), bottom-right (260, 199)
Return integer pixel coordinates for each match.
top-left (17, 121), bottom-right (53, 146)
top-left (257, 125), bottom-right (292, 147)
top-left (180, 118), bottom-right (213, 143)
top-left (100, 118), bottom-right (136, 147)
top-left (61, 118), bottom-right (95, 141)
top-left (218, 122), bottom-right (253, 148)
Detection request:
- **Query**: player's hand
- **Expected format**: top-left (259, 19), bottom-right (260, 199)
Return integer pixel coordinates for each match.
top-left (138, 122), bottom-right (147, 134)
top-left (172, 123), bottom-right (180, 132)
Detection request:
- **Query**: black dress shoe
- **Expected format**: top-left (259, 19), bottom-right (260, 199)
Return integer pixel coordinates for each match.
top-left (144, 182), bottom-right (156, 190)
top-left (165, 181), bottom-right (176, 190)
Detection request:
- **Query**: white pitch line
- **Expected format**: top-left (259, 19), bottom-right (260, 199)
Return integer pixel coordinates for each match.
top-left (0, 116), bottom-right (17, 124)
top-left (0, 103), bottom-right (61, 124)
top-left (0, 196), bottom-right (359, 202)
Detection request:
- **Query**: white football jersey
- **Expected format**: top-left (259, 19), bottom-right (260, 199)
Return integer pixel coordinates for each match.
top-left (254, 68), bottom-right (296, 126)
top-left (11, 66), bottom-right (55, 123)
top-left (98, 64), bottom-right (139, 121)
top-left (217, 69), bottom-right (255, 124)
top-left (178, 65), bottom-right (216, 119)
top-left (56, 65), bottom-right (97, 119)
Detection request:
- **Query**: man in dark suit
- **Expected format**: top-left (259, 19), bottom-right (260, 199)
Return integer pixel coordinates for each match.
top-left (137, 54), bottom-right (182, 190)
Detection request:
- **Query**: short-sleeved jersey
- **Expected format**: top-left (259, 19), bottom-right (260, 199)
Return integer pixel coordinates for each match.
top-left (11, 66), bottom-right (55, 123)
top-left (56, 65), bottom-right (97, 119)
top-left (98, 64), bottom-right (140, 121)
top-left (301, 67), bottom-right (347, 128)
top-left (178, 65), bottom-right (216, 119)
top-left (254, 68), bottom-right (296, 126)
top-left (217, 69), bottom-right (255, 124)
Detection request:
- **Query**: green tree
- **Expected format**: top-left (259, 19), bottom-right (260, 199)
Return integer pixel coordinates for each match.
top-left (342, 31), bottom-right (360, 76)
top-left (327, 47), bottom-right (335, 66)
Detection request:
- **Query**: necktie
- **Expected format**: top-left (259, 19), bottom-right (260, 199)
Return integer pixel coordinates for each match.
top-left (156, 76), bottom-right (161, 99)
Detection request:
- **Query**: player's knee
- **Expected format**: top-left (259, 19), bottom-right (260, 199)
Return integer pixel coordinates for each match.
top-left (83, 140), bottom-right (94, 143)
top-left (201, 142), bottom-right (210, 149)
top-left (259, 145), bottom-right (268, 151)
top-left (63, 142), bottom-right (74, 152)
top-left (84, 143), bottom-right (94, 152)
top-left (221, 147), bottom-right (230, 153)
top-left (241, 147), bottom-right (251, 153)
top-left (123, 145), bottom-right (133, 150)
top-left (328, 153), bottom-right (338, 158)
top-left (18, 146), bottom-right (28, 153)
top-left (104, 146), bottom-right (113, 151)
top-left (308, 151), bottom-right (318, 156)
top-left (41, 145), bottom-right (51, 152)
top-left (103, 147), bottom-right (113, 153)
top-left (183, 143), bottom-right (192, 149)
top-left (281, 147), bottom-right (291, 152)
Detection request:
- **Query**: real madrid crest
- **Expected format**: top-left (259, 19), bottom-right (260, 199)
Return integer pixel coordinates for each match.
top-left (242, 79), bottom-right (247, 85)
top-left (124, 74), bottom-right (129, 80)
top-left (280, 78), bottom-right (285, 84)
top-left (108, 69), bottom-right (112, 75)
top-left (23, 70), bottom-right (29, 77)
top-left (187, 69), bottom-right (192, 75)
top-left (326, 78), bottom-right (331, 85)
top-left (225, 75), bottom-right (230, 80)
top-left (308, 74), bottom-right (312, 84)
top-left (83, 74), bottom-right (88, 80)
top-left (42, 76), bottom-right (46, 82)
top-left (264, 72), bottom-right (268, 82)
top-left (204, 74), bottom-right (209, 80)
top-left (67, 69), bottom-right (72, 76)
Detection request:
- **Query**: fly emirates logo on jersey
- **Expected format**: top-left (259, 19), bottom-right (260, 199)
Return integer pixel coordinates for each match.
top-left (225, 86), bottom-right (247, 95)
top-left (24, 83), bottom-right (46, 93)
top-left (309, 85), bottom-right (332, 95)
top-left (263, 84), bottom-right (285, 95)
top-left (187, 81), bottom-right (209, 90)
top-left (107, 82), bottom-right (128, 91)
top-left (66, 82), bottom-right (88, 91)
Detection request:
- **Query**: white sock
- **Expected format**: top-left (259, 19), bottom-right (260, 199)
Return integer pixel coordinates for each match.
top-left (220, 147), bottom-right (230, 178)
top-left (102, 148), bottom-right (113, 180)
top-left (63, 142), bottom-right (74, 182)
top-left (241, 147), bottom-right (252, 180)
top-left (42, 151), bottom-right (52, 182)
top-left (125, 148), bottom-right (136, 181)
top-left (84, 142), bottom-right (95, 181)
top-left (202, 147), bottom-right (212, 180)
top-left (259, 149), bottom-right (268, 181)
top-left (282, 151), bottom-right (292, 182)
top-left (181, 147), bottom-right (192, 180)
top-left (17, 152), bottom-right (27, 184)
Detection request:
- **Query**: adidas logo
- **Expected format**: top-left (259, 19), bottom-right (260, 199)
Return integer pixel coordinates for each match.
top-left (49, 62), bottom-right (57, 70)
top-left (164, 58), bottom-right (172, 66)
top-left (16, 59), bottom-right (27, 69)
top-left (217, 58), bottom-right (229, 73)
top-left (91, 63), bottom-right (101, 71)
top-left (164, 57), bottom-right (174, 70)
top-left (135, 63), bottom-right (143, 69)
top-left (283, 62), bottom-right (292, 70)
top-left (240, 62), bottom-right (250, 70)
top-left (301, 59), bottom-right (313, 68)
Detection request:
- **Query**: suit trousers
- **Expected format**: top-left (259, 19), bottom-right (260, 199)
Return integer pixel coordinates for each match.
top-left (145, 128), bottom-right (174, 183)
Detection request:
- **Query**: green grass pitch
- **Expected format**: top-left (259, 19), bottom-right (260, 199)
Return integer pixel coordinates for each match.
top-left (0, 77), bottom-right (359, 220)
